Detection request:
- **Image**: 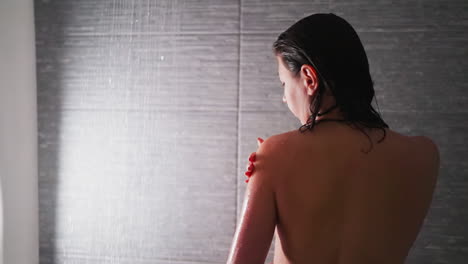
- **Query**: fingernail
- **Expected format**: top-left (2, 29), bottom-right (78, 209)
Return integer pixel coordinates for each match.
top-left (245, 171), bottom-right (252, 176)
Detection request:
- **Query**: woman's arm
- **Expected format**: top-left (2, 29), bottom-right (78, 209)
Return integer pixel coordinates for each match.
top-left (226, 138), bottom-right (278, 264)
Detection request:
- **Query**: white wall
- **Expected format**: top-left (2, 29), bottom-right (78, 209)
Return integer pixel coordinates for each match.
top-left (0, 0), bottom-right (39, 263)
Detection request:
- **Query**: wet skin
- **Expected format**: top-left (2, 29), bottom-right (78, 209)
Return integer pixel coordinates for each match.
top-left (227, 122), bottom-right (439, 264)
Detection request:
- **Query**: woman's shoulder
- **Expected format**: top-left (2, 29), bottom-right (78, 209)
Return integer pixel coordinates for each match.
top-left (410, 135), bottom-right (440, 171)
top-left (255, 131), bottom-right (301, 165)
top-left (268, 127), bottom-right (439, 164)
top-left (411, 135), bottom-right (439, 156)
top-left (259, 130), bottom-right (303, 152)
top-left (257, 130), bottom-right (319, 165)
top-left (381, 130), bottom-right (440, 182)
top-left (391, 130), bottom-right (439, 163)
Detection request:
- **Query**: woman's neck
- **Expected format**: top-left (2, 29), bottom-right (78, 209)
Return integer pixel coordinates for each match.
top-left (314, 95), bottom-right (344, 122)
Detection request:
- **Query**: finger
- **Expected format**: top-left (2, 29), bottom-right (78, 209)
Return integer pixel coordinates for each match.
top-left (257, 137), bottom-right (264, 147)
top-left (246, 162), bottom-right (254, 172)
top-left (248, 152), bottom-right (256, 162)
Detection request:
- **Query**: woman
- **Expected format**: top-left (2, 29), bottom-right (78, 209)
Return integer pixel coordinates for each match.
top-left (226, 13), bottom-right (439, 264)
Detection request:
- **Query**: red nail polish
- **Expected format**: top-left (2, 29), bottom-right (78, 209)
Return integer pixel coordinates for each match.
top-left (248, 164), bottom-right (253, 171)
top-left (245, 179), bottom-right (249, 183)
top-left (245, 171), bottom-right (252, 176)
top-left (249, 154), bottom-right (255, 162)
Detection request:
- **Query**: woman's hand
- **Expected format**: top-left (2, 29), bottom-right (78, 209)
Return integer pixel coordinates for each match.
top-left (244, 137), bottom-right (264, 183)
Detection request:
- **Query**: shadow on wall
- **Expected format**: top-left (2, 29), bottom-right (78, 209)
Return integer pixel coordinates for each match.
top-left (34, 1), bottom-right (66, 263)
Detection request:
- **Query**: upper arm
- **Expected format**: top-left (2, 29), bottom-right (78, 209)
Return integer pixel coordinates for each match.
top-left (226, 137), bottom-right (279, 264)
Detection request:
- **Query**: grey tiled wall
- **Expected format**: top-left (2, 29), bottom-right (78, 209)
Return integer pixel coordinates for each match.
top-left (35, 0), bottom-right (468, 263)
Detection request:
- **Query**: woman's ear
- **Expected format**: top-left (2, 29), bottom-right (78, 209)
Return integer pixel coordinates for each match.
top-left (307, 85), bottom-right (315, 96)
top-left (301, 65), bottom-right (318, 94)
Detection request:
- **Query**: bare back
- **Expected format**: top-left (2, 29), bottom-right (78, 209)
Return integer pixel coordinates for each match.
top-left (271, 122), bottom-right (439, 264)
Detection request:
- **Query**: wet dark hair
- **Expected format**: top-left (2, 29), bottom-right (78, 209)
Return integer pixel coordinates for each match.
top-left (272, 13), bottom-right (389, 153)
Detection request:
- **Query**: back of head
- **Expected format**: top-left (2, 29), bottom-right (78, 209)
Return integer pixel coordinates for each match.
top-left (272, 13), bottom-right (389, 152)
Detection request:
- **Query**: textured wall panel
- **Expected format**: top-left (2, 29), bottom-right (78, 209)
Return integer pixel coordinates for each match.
top-left (363, 29), bottom-right (468, 113)
top-left (35, 0), bottom-right (240, 263)
top-left (34, 0), bottom-right (239, 35)
top-left (241, 0), bottom-right (330, 33)
top-left (35, 34), bottom-right (239, 112)
top-left (239, 33), bottom-right (285, 112)
top-left (330, 0), bottom-right (468, 31)
top-left (38, 109), bottom-right (238, 263)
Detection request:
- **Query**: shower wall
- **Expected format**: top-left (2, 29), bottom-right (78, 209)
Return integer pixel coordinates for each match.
top-left (34, 0), bottom-right (468, 263)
